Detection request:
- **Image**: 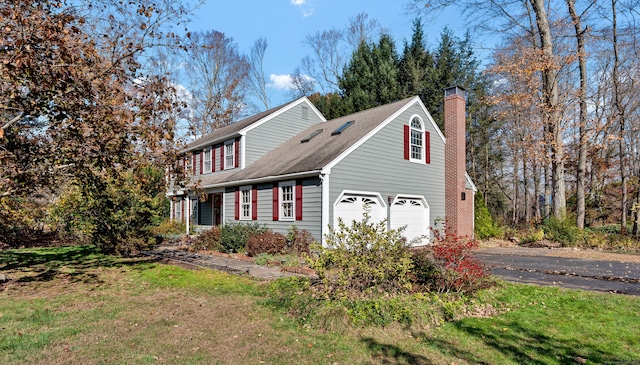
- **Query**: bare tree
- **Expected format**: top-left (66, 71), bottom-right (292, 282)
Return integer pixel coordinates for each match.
top-left (302, 28), bottom-right (345, 93)
top-left (183, 31), bottom-right (250, 136)
top-left (345, 12), bottom-right (385, 48)
top-left (247, 37), bottom-right (271, 111)
top-left (288, 67), bottom-right (316, 99)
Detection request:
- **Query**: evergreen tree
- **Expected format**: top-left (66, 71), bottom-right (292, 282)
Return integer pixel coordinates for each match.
top-left (398, 18), bottom-right (434, 99)
top-left (338, 34), bottom-right (401, 112)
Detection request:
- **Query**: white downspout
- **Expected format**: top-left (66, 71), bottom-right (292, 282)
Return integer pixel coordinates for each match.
top-left (320, 170), bottom-right (330, 246)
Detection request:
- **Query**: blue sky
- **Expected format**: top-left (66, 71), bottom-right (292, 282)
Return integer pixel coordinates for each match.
top-left (188, 0), bottom-right (471, 106)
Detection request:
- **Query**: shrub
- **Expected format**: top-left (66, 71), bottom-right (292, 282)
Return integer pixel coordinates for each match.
top-left (410, 248), bottom-right (440, 290)
top-left (306, 212), bottom-right (413, 299)
top-left (285, 225), bottom-right (315, 255)
top-left (246, 230), bottom-right (287, 257)
top-left (152, 219), bottom-right (186, 235)
top-left (218, 222), bottom-right (267, 253)
top-left (521, 228), bottom-right (545, 244)
top-left (474, 193), bottom-right (503, 239)
top-left (543, 216), bottom-right (580, 246)
top-left (411, 231), bottom-right (491, 295)
top-left (430, 233), bottom-right (490, 294)
top-left (191, 226), bottom-right (222, 251)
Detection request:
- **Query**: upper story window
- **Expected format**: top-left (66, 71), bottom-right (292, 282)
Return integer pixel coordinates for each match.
top-left (279, 181), bottom-right (295, 221)
top-left (410, 117), bottom-right (424, 161)
top-left (203, 148), bottom-right (212, 173)
top-left (224, 142), bottom-right (234, 169)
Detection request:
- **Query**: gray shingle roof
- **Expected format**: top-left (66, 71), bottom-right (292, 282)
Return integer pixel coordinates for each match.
top-left (184, 99), bottom-right (298, 152)
top-left (196, 97), bottom-right (417, 188)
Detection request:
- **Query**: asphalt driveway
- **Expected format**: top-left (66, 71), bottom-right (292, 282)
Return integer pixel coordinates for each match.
top-left (476, 247), bottom-right (640, 295)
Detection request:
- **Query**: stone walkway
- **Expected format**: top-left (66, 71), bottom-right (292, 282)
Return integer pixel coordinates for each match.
top-left (143, 244), bottom-right (306, 280)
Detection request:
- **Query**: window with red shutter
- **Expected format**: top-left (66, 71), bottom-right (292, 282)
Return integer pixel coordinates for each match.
top-left (252, 185), bottom-right (258, 220)
top-left (403, 125), bottom-right (410, 160)
top-left (234, 137), bottom-right (240, 168)
top-left (272, 184), bottom-right (279, 221)
top-left (295, 180), bottom-right (303, 220)
top-left (234, 188), bottom-right (240, 220)
top-left (425, 131), bottom-right (431, 164)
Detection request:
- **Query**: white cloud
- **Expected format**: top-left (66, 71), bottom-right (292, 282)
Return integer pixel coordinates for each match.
top-left (291, 0), bottom-right (314, 17)
top-left (268, 74), bottom-right (315, 90)
top-left (269, 74), bottom-right (294, 90)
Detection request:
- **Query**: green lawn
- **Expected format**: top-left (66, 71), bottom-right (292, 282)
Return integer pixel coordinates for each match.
top-left (1, 245), bottom-right (639, 364)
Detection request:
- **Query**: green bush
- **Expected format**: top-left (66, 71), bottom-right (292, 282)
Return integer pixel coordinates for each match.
top-left (285, 225), bottom-right (315, 255)
top-left (521, 228), bottom-right (545, 244)
top-left (474, 193), bottom-right (503, 239)
top-left (48, 165), bottom-right (167, 256)
top-left (246, 230), bottom-right (287, 257)
top-left (218, 222), bottom-right (267, 253)
top-left (306, 212), bottom-right (413, 300)
top-left (543, 216), bottom-right (580, 246)
top-left (191, 226), bottom-right (222, 251)
top-left (152, 219), bottom-right (186, 235)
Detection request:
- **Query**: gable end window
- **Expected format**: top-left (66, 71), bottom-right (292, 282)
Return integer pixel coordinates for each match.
top-left (410, 117), bottom-right (423, 161)
top-left (404, 116), bottom-right (430, 164)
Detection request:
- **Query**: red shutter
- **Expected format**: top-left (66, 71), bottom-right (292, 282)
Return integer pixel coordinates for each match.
top-left (251, 185), bottom-right (258, 220)
top-left (191, 153), bottom-right (196, 174)
top-left (199, 151), bottom-right (203, 173)
top-left (295, 180), bottom-right (303, 221)
top-left (403, 125), bottom-right (410, 160)
top-left (272, 183), bottom-right (279, 221)
top-left (425, 131), bottom-right (431, 164)
top-left (181, 200), bottom-right (185, 223)
top-left (234, 188), bottom-right (240, 220)
top-left (220, 145), bottom-right (225, 169)
top-left (234, 137), bottom-right (240, 168)
top-left (212, 148), bottom-right (216, 172)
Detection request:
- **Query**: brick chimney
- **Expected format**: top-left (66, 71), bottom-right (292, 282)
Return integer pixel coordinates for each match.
top-left (444, 86), bottom-right (474, 237)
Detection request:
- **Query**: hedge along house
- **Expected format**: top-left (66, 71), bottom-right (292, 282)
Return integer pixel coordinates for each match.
top-left (168, 88), bottom-right (476, 244)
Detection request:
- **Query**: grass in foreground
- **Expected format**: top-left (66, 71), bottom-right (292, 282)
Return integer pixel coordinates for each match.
top-left (1, 245), bottom-right (639, 364)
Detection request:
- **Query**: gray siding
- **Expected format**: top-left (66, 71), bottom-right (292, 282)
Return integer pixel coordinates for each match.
top-left (244, 103), bottom-right (324, 166)
top-left (329, 104), bottom-right (446, 230)
top-left (222, 177), bottom-right (323, 242)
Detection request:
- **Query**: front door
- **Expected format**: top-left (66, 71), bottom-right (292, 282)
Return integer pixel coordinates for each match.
top-left (213, 192), bottom-right (223, 226)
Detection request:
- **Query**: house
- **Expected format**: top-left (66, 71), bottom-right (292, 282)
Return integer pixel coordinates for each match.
top-left (168, 87), bottom-right (476, 244)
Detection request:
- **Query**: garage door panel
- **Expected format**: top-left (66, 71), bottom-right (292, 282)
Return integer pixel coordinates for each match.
top-left (334, 194), bottom-right (385, 227)
top-left (390, 198), bottom-right (429, 245)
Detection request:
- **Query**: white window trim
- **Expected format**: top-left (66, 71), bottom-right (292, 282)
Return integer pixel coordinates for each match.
top-left (240, 185), bottom-right (252, 221)
top-left (224, 141), bottom-right (235, 170)
top-left (279, 180), bottom-right (295, 222)
top-left (409, 115), bottom-right (425, 164)
top-left (203, 148), bottom-right (212, 173)
top-left (174, 199), bottom-right (182, 221)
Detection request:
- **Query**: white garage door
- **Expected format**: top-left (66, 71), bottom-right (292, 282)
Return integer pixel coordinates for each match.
top-left (390, 198), bottom-right (429, 245)
top-left (334, 194), bottom-right (386, 227)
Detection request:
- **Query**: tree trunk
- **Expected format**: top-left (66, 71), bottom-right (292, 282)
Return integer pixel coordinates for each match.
top-left (530, 0), bottom-right (567, 219)
top-left (611, 0), bottom-right (628, 234)
top-left (567, 0), bottom-right (588, 229)
top-left (524, 155), bottom-right (531, 223)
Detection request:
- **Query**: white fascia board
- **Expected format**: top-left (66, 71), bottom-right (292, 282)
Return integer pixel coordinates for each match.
top-left (414, 96), bottom-right (446, 143)
top-left (465, 172), bottom-right (478, 192)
